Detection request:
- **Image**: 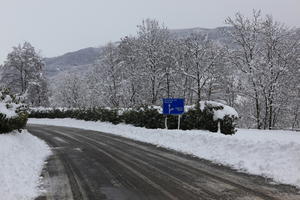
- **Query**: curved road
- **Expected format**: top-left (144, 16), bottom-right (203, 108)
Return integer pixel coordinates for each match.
top-left (27, 124), bottom-right (300, 200)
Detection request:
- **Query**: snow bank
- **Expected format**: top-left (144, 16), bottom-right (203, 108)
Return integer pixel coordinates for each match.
top-left (28, 118), bottom-right (300, 188)
top-left (0, 130), bottom-right (51, 200)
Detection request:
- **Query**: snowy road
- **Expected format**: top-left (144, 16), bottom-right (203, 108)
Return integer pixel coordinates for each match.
top-left (28, 124), bottom-right (300, 200)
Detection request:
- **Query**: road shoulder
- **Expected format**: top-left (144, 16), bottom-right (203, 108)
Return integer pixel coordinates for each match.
top-left (36, 152), bottom-right (74, 200)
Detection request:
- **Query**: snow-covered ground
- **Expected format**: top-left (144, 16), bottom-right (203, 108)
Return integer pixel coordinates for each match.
top-left (28, 118), bottom-right (300, 188)
top-left (0, 130), bottom-right (51, 200)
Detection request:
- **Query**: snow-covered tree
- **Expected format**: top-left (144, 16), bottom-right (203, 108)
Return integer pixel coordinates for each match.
top-left (226, 10), bottom-right (263, 128)
top-left (136, 19), bottom-right (172, 104)
top-left (180, 34), bottom-right (225, 107)
top-left (93, 43), bottom-right (123, 107)
top-left (118, 36), bottom-right (144, 107)
top-left (85, 65), bottom-right (106, 108)
top-left (54, 73), bottom-right (87, 108)
top-left (1, 42), bottom-right (49, 107)
top-left (226, 10), bottom-right (300, 129)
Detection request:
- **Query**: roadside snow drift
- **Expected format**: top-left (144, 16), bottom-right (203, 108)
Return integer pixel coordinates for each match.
top-left (0, 130), bottom-right (51, 200)
top-left (29, 118), bottom-right (300, 188)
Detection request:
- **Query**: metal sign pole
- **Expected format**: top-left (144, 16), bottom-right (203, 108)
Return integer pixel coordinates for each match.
top-left (178, 115), bottom-right (181, 130)
top-left (165, 116), bottom-right (168, 129)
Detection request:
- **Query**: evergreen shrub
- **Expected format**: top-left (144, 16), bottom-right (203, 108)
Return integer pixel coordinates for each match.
top-left (122, 106), bottom-right (164, 128)
top-left (0, 89), bottom-right (28, 134)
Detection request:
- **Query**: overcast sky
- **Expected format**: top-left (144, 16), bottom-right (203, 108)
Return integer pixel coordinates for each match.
top-left (0, 0), bottom-right (299, 64)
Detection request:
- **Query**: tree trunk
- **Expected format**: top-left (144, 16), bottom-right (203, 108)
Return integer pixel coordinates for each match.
top-left (196, 71), bottom-right (201, 109)
top-left (263, 96), bottom-right (268, 130)
top-left (253, 83), bottom-right (261, 129)
top-left (151, 77), bottom-right (156, 104)
top-left (166, 73), bottom-right (170, 98)
top-left (268, 98), bottom-right (273, 130)
top-left (20, 67), bottom-right (24, 93)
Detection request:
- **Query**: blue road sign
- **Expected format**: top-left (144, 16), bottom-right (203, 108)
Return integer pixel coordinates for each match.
top-left (163, 98), bottom-right (185, 115)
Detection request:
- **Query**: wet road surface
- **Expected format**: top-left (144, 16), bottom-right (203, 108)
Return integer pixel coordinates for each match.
top-left (27, 124), bottom-right (300, 200)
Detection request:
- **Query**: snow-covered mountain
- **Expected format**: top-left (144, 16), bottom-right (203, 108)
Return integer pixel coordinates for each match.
top-left (44, 47), bottom-right (103, 78)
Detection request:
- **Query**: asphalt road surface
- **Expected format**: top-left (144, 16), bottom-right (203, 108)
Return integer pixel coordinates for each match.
top-left (27, 124), bottom-right (300, 200)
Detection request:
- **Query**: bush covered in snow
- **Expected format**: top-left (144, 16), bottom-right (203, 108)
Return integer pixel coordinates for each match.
top-left (29, 101), bottom-right (238, 134)
top-left (197, 101), bottom-right (238, 135)
top-left (181, 106), bottom-right (218, 132)
top-left (0, 89), bottom-right (28, 133)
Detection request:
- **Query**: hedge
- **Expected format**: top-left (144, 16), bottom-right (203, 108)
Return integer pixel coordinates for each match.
top-left (29, 105), bottom-right (238, 135)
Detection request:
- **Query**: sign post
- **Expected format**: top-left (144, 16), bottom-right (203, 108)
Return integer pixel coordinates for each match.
top-left (165, 116), bottom-right (168, 129)
top-left (178, 115), bottom-right (181, 130)
top-left (162, 98), bottom-right (185, 130)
